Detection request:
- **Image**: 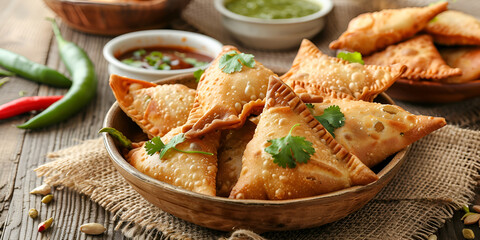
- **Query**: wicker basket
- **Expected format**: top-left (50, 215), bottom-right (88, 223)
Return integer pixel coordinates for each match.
top-left (43, 0), bottom-right (191, 36)
top-left (102, 73), bottom-right (409, 232)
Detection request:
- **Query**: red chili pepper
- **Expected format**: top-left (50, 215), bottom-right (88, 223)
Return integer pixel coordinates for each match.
top-left (0, 95), bottom-right (63, 120)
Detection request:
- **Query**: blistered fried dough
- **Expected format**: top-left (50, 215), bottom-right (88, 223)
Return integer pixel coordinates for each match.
top-left (364, 35), bottom-right (462, 80)
top-left (329, 2), bottom-right (448, 55)
top-left (126, 127), bottom-right (220, 196)
top-left (110, 74), bottom-right (196, 138)
top-left (281, 39), bottom-right (406, 102)
top-left (216, 120), bottom-right (256, 197)
top-left (425, 10), bottom-right (480, 46)
top-left (439, 47), bottom-right (480, 83)
top-left (229, 76), bottom-right (378, 200)
top-left (311, 99), bottom-right (446, 168)
top-left (182, 46), bottom-right (276, 138)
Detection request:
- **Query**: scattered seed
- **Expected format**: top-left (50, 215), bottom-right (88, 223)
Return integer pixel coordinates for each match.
top-left (427, 234), bottom-right (437, 240)
top-left (464, 213), bottom-right (480, 225)
top-left (463, 228), bottom-right (475, 240)
top-left (463, 205), bottom-right (471, 213)
top-left (80, 223), bottom-right (106, 235)
top-left (472, 205), bottom-right (480, 213)
top-left (38, 218), bottom-right (54, 232)
top-left (41, 194), bottom-right (53, 204)
top-left (30, 184), bottom-right (51, 195)
top-left (28, 208), bottom-right (38, 219)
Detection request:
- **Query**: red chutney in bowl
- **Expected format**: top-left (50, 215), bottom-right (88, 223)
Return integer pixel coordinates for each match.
top-left (117, 46), bottom-right (213, 71)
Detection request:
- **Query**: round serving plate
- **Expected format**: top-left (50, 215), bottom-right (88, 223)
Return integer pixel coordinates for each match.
top-left (386, 78), bottom-right (480, 103)
top-left (102, 73), bottom-right (409, 232)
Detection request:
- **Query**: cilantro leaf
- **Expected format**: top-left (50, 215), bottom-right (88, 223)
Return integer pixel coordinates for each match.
top-left (145, 136), bottom-right (165, 155)
top-left (219, 50), bottom-right (256, 73)
top-left (159, 134), bottom-right (185, 158)
top-left (314, 105), bottom-right (345, 138)
top-left (144, 133), bottom-right (213, 159)
top-left (337, 51), bottom-right (364, 65)
top-left (193, 69), bottom-right (204, 83)
top-left (305, 103), bottom-right (314, 109)
top-left (265, 123), bottom-right (315, 168)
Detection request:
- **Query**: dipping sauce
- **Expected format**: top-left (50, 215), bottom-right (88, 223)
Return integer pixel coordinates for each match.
top-left (117, 46), bottom-right (213, 70)
top-left (225, 0), bottom-right (321, 20)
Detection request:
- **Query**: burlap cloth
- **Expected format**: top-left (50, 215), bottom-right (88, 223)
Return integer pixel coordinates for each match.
top-left (35, 124), bottom-right (480, 239)
top-left (34, 0), bottom-right (480, 239)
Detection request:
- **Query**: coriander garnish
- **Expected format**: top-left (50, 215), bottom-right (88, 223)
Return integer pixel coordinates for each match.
top-left (193, 68), bottom-right (204, 83)
top-left (314, 105), bottom-right (345, 138)
top-left (265, 123), bottom-right (315, 168)
top-left (145, 133), bottom-right (213, 159)
top-left (337, 51), bottom-right (364, 65)
top-left (219, 50), bottom-right (255, 73)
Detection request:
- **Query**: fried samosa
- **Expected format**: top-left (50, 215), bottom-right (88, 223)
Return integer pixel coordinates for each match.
top-left (126, 127), bottom-right (220, 196)
top-left (110, 74), bottom-right (195, 138)
top-left (281, 39), bottom-right (406, 102)
top-left (182, 46), bottom-right (276, 138)
top-left (329, 2), bottom-right (448, 55)
top-left (230, 76), bottom-right (378, 200)
top-left (425, 10), bottom-right (480, 46)
top-left (310, 98), bottom-right (446, 167)
top-left (364, 35), bottom-right (462, 80)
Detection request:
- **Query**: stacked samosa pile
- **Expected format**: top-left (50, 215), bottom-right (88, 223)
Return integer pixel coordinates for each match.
top-left (109, 41), bottom-right (445, 200)
top-left (330, 1), bottom-right (480, 83)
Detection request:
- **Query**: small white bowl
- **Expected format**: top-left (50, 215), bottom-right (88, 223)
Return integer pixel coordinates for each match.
top-left (214, 0), bottom-right (333, 50)
top-left (103, 30), bottom-right (223, 81)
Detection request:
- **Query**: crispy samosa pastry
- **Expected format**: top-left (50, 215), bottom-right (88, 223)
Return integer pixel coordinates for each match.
top-left (439, 47), bottom-right (480, 83)
top-left (364, 35), bottom-right (462, 80)
top-left (329, 2), bottom-right (448, 55)
top-left (110, 74), bottom-right (196, 138)
top-left (425, 10), bottom-right (480, 46)
top-left (230, 76), bottom-right (378, 200)
top-left (216, 120), bottom-right (256, 197)
top-left (126, 127), bottom-right (220, 196)
top-left (281, 39), bottom-right (406, 102)
top-left (182, 46), bottom-right (276, 138)
top-left (310, 99), bottom-right (446, 167)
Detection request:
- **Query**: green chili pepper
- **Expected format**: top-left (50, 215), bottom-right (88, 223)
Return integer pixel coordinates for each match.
top-left (0, 48), bottom-right (71, 88)
top-left (17, 19), bottom-right (97, 129)
top-left (99, 127), bottom-right (133, 149)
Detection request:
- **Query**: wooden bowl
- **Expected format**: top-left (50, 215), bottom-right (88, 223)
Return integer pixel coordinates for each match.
top-left (386, 78), bottom-right (480, 103)
top-left (102, 73), bottom-right (409, 232)
top-left (43, 0), bottom-right (191, 36)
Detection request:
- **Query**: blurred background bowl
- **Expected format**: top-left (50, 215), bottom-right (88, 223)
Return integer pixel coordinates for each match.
top-left (43, 0), bottom-right (191, 36)
top-left (214, 0), bottom-right (333, 50)
top-left (103, 30), bottom-right (223, 81)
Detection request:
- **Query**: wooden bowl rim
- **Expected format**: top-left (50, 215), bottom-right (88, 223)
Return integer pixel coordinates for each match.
top-left (44, 0), bottom-right (169, 7)
top-left (102, 73), bottom-right (409, 206)
top-left (396, 78), bottom-right (480, 87)
top-left (388, 78), bottom-right (480, 103)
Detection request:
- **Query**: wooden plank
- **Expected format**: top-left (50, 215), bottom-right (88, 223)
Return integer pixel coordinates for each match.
top-left (0, 0), bottom-right (50, 236)
top-left (0, 0), bottom-right (122, 238)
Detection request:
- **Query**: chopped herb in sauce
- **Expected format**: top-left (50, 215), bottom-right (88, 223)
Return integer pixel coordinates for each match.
top-left (117, 46), bottom-right (213, 71)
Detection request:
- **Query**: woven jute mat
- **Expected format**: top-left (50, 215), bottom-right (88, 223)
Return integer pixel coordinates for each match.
top-left (34, 124), bottom-right (480, 239)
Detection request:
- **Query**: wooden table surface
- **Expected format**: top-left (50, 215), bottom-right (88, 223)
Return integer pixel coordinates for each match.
top-left (0, 0), bottom-right (122, 239)
top-left (0, 0), bottom-right (479, 239)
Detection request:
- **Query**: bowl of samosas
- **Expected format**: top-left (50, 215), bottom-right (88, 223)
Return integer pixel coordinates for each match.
top-left (43, 0), bottom-right (191, 35)
top-left (329, 1), bottom-right (480, 102)
top-left (102, 40), bottom-right (446, 232)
